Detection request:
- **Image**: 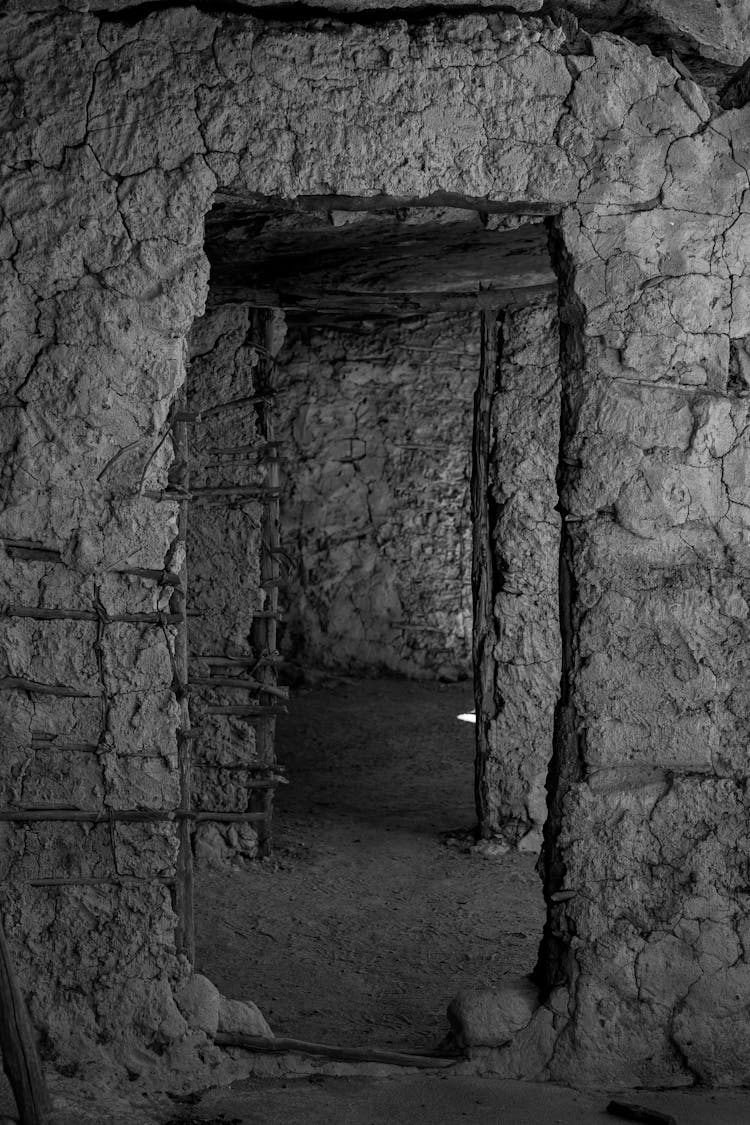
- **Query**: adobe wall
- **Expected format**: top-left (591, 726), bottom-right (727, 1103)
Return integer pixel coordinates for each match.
top-left (275, 313), bottom-right (476, 681)
top-left (186, 303), bottom-right (286, 867)
top-left (0, 4), bottom-right (749, 1088)
top-left (478, 299), bottom-right (561, 850)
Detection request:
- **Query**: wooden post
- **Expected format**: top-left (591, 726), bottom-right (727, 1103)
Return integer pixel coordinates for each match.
top-left (172, 391), bottom-right (195, 961)
top-left (471, 310), bottom-right (501, 837)
top-left (251, 311), bottom-right (281, 856)
top-left (0, 919), bottom-right (51, 1125)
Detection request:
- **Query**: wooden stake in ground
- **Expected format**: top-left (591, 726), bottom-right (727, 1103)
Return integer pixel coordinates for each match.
top-left (250, 310), bottom-right (282, 856)
top-left (471, 310), bottom-right (501, 835)
top-left (0, 919), bottom-right (51, 1125)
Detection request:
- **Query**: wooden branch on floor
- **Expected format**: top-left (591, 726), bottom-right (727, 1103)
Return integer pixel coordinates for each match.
top-left (0, 918), bottom-right (52, 1125)
top-left (214, 1032), bottom-right (460, 1069)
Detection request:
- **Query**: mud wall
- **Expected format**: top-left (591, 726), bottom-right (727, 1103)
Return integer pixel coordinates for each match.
top-left (0, 3), bottom-right (749, 1088)
top-left (275, 314), bottom-right (477, 680)
top-left (186, 304), bottom-right (285, 867)
top-left (477, 299), bottom-right (561, 850)
top-left (535, 174), bottom-right (750, 1086)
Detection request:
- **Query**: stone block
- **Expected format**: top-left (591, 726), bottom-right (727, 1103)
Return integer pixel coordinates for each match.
top-left (447, 978), bottom-right (539, 1047)
top-left (175, 973), bottom-right (220, 1037)
top-left (218, 996), bottom-right (274, 1040)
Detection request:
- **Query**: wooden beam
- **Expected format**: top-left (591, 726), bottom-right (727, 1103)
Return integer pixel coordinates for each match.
top-left (472, 311), bottom-right (501, 836)
top-left (0, 919), bottom-right (52, 1125)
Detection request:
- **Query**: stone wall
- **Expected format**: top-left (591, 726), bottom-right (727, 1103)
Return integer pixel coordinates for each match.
top-left (275, 313), bottom-right (477, 680)
top-left (1, 2), bottom-right (749, 1088)
top-left (477, 299), bottom-right (561, 849)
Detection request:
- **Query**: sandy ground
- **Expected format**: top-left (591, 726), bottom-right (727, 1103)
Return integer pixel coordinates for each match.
top-left (194, 677), bottom-right (545, 1051)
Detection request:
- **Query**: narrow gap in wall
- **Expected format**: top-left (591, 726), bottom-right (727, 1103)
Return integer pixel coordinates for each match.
top-left (186, 197), bottom-right (560, 1052)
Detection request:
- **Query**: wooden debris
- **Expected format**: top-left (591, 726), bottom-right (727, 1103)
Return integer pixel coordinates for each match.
top-left (0, 918), bottom-right (52, 1125)
top-left (0, 607), bottom-right (181, 625)
top-left (606, 1100), bottom-right (677, 1125)
top-left (189, 677), bottom-right (288, 699)
top-left (0, 678), bottom-right (102, 699)
top-left (214, 1031), bottom-right (459, 1069)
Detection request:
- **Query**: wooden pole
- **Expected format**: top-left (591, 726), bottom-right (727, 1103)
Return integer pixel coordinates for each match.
top-left (471, 311), bottom-right (501, 837)
top-left (172, 389), bottom-right (195, 962)
top-left (0, 919), bottom-right (51, 1125)
top-left (250, 311), bottom-right (282, 856)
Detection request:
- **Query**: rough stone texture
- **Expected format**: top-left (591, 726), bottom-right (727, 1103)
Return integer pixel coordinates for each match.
top-left (275, 314), bottom-right (476, 680)
top-left (0, 2), bottom-right (748, 1089)
top-left (175, 972), bottom-right (221, 1037)
top-left (478, 300), bottom-right (561, 848)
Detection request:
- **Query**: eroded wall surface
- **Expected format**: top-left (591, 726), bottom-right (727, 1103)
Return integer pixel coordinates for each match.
top-left (0, 3), bottom-right (749, 1087)
top-left (478, 300), bottom-right (561, 849)
top-left (275, 314), bottom-right (476, 680)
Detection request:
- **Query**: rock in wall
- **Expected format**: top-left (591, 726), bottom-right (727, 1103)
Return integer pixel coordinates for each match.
top-left (478, 299), bottom-right (561, 849)
top-left (275, 314), bottom-right (476, 680)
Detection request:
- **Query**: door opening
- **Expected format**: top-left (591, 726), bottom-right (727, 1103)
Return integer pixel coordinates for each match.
top-left (184, 197), bottom-right (560, 1050)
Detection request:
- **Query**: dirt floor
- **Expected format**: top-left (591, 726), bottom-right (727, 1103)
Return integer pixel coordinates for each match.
top-left (195, 677), bottom-right (545, 1052)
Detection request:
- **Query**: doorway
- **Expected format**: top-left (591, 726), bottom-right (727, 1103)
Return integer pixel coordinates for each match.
top-left (188, 197), bottom-right (559, 1049)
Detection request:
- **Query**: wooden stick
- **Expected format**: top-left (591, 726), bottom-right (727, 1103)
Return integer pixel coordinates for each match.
top-left (195, 764), bottom-right (286, 775)
top-left (28, 876), bottom-right (175, 888)
top-left (172, 388), bottom-right (195, 964)
top-left (193, 772), bottom-right (285, 788)
top-left (204, 704), bottom-right (287, 716)
top-left (392, 623), bottom-right (445, 633)
top-left (4, 545), bottom-right (61, 563)
top-left (143, 486), bottom-right (280, 501)
top-left (194, 654), bottom-right (283, 667)
top-left (213, 1032), bottom-right (459, 1069)
top-left (250, 311), bottom-right (282, 858)
top-left (0, 809), bottom-right (175, 823)
top-left (205, 441), bottom-right (281, 456)
top-left (30, 742), bottom-right (100, 753)
top-left (0, 918), bottom-right (52, 1125)
top-left (172, 393), bottom-right (275, 421)
top-left (191, 485), bottom-right (280, 498)
top-left (113, 567), bottom-right (182, 587)
top-left (472, 310), bottom-right (501, 833)
top-left (189, 677), bottom-right (289, 699)
top-left (191, 811), bottom-right (267, 823)
top-left (0, 607), bottom-right (181, 624)
top-left (0, 678), bottom-right (102, 699)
